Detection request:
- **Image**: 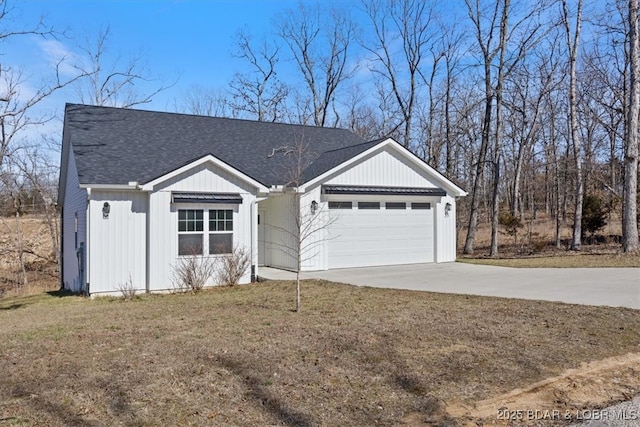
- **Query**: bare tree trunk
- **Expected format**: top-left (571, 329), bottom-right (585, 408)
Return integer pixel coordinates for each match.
top-left (14, 209), bottom-right (27, 288)
top-left (463, 94), bottom-right (491, 254)
top-left (623, 0), bottom-right (640, 252)
top-left (295, 191), bottom-right (302, 312)
top-left (562, 0), bottom-right (584, 251)
top-left (550, 109), bottom-right (563, 248)
top-left (490, 0), bottom-right (510, 257)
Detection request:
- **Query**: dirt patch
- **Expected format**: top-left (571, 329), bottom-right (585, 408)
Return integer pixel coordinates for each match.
top-left (445, 352), bottom-right (640, 425)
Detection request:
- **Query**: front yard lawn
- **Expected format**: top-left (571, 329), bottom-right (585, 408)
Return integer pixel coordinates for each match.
top-left (0, 280), bottom-right (638, 426)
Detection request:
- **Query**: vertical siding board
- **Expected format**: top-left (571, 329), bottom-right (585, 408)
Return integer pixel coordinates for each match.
top-left (326, 149), bottom-right (439, 188)
top-left (259, 194), bottom-right (297, 271)
top-left (148, 163), bottom-right (256, 291)
top-left (62, 150), bottom-right (87, 292)
top-left (434, 195), bottom-right (457, 262)
top-left (88, 191), bottom-right (147, 294)
top-left (300, 187), bottom-right (327, 271)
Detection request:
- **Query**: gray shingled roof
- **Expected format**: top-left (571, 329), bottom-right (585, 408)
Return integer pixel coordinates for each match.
top-left (63, 104), bottom-right (373, 187)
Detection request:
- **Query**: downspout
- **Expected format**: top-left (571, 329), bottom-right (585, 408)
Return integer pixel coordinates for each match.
top-left (250, 199), bottom-right (257, 282)
top-left (145, 191), bottom-right (151, 293)
top-left (59, 204), bottom-right (64, 290)
top-left (85, 188), bottom-right (91, 296)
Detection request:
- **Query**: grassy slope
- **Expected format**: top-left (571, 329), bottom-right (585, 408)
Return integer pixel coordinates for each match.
top-left (1, 281), bottom-right (638, 426)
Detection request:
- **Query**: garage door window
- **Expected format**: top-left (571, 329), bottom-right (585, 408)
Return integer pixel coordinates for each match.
top-left (358, 202), bottom-right (380, 209)
top-left (411, 202), bottom-right (431, 210)
top-left (386, 202), bottom-right (406, 209)
top-left (329, 201), bottom-right (352, 209)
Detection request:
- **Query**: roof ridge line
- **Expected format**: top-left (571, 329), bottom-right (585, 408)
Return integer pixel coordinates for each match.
top-left (65, 103), bottom-right (355, 132)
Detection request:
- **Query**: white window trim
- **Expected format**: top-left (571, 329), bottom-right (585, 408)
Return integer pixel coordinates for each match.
top-left (176, 204), bottom-right (237, 257)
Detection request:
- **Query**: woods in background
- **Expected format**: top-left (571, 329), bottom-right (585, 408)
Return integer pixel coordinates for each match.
top-left (179, 0), bottom-right (639, 255)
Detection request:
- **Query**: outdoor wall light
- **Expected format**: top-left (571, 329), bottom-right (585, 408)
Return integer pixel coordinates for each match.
top-left (445, 202), bottom-right (452, 218)
top-left (102, 202), bottom-right (110, 219)
top-left (311, 200), bottom-right (318, 215)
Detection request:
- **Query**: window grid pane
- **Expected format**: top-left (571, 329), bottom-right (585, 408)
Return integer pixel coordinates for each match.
top-left (386, 202), bottom-right (406, 209)
top-left (329, 201), bottom-right (352, 209)
top-left (209, 233), bottom-right (233, 254)
top-left (178, 234), bottom-right (203, 255)
top-left (358, 202), bottom-right (380, 209)
top-left (209, 209), bottom-right (233, 232)
top-left (411, 202), bottom-right (431, 210)
top-left (178, 209), bottom-right (203, 232)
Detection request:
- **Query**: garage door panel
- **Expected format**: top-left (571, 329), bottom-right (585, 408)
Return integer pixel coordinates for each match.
top-left (328, 203), bottom-right (434, 269)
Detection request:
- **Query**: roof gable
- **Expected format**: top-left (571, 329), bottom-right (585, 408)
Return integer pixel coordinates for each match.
top-left (301, 138), bottom-right (467, 197)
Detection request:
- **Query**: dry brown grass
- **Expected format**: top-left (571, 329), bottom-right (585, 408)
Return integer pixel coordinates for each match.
top-left (0, 281), bottom-right (638, 426)
top-left (459, 252), bottom-right (640, 268)
top-left (0, 215), bottom-right (58, 298)
top-left (458, 213), bottom-right (640, 267)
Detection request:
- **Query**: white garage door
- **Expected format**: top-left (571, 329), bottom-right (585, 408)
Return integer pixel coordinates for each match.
top-left (328, 201), bottom-right (434, 269)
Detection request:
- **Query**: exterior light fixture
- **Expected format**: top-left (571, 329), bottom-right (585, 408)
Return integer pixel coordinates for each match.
top-left (102, 202), bottom-right (111, 219)
top-left (311, 200), bottom-right (318, 215)
top-left (444, 202), bottom-right (452, 218)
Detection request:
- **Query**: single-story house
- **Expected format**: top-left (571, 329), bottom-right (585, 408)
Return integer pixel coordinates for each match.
top-left (58, 104), bottom-right (466, 295)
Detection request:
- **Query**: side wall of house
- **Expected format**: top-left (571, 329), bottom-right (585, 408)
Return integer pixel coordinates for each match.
top-left (62, 149), bottom-right (88, 293)
top-left (87, 190), bottom-right (148, 295)
top-left (148, 163), bottom-right (256, 291)
top-left (300, 187), bottom-right (329, 271)
top-left (434, 195), bottom-right (458, 262)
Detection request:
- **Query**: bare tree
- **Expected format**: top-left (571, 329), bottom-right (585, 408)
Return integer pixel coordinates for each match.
top-left (362, 0), bottom-right (437, 148)
top-left (229, 30), bottom-right (289, 122)
top-left (12, 147), bottom-right (59, 263)
top-left (268, 139), bottom-right (336, 312)
top-left (277, 2), bottom-right (356, 127)
top-left (74, 26), bottom-right (174, 108)
top-left (462, 0), bottom-right (502, 255)
top-left (0, 64), bottom-right (88, 170)
top-left (0, 0), bottom-right (94, 289)
top-left (623, 0), bottom-right (640, 252)
top-left (176, 84), bottom-right (234, 117)
top-left (562, 0), bottom-right (584, 250)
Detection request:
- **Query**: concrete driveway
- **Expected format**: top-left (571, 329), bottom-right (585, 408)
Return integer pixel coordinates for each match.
top-left (259, 263), bottom-right (640, 309)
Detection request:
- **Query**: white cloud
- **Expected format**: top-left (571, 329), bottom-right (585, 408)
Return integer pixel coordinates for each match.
top-left (37, 38), bottom-right (83, 78)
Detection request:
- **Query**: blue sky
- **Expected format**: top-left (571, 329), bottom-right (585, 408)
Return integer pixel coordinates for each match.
top-left (5, 0), bottom-right (323, 109)
top-left (3, 0), bottom-right (363, 156)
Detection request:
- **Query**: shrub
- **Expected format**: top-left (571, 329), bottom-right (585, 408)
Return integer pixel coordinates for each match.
top-left (582, 194), bottom-right (608, 238)
top-left (117, 277), bottom-right (137, 301)
top-left (499, 211), bottom-right (523, 246)
top-left (215, 245), bottom-right (251, 286)
top-left (171, 253), bottom-right (216, 293)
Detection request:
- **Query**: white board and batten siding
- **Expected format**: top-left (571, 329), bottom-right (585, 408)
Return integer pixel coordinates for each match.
top-left (325, 148), bottom-right (440, 188)
top-left (435, 195), bottom-right (458, 262)
top-left (147, 162), bottom-right (255, 291)
top-left (299, 145), bottom-right (459, 270)
top-left (61, 149), bottom-right (88, 293)
top-left (87, 191), bottom-right (147, 294)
